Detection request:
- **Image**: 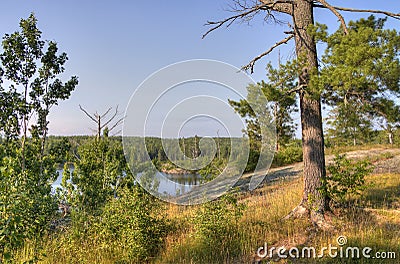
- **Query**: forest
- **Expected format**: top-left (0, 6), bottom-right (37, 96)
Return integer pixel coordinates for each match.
top-left (1, 2), bottom-right (400, 264)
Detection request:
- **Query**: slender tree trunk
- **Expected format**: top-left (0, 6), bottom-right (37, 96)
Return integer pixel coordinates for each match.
top-left (388, 125), bottom-right (394, 145)
top-left (389, 132), bottom-right (394, 145)
top-left (289, 0), bottom-right (328, 221)
top-left (274, 103), bottom-right (280, 151)
top-left (21, 83), bottom-right (29, 171)
top-left (97, 115), bottom-right (101, 140)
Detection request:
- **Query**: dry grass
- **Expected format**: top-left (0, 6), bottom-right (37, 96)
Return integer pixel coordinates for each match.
top-left (158, 173), bottom-right (400, 263)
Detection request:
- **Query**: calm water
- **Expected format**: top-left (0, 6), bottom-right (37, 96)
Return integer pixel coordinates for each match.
top-left (52, 169), bottom-right (202, 196)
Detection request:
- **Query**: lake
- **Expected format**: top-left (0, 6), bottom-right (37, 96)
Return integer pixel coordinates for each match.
top-left (52, 169), bottom-right (203, 196)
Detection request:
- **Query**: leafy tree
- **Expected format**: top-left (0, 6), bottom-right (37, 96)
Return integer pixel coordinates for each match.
top-left (204, 1), bottom-right (400, 227)
top-left (61, 136), bottom-right (128, 213)
top-left (0, 13), bottom-right (78, 261)
top-left (47, 137), bottom-right (72, 165)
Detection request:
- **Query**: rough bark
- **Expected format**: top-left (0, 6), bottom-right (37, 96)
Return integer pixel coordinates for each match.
top-left (291, 0), bottom-right (328, 221)
top-left (260, 0), bottom-right (294, 15)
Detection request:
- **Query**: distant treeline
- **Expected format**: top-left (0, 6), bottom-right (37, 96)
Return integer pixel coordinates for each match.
top-left (44, 128), bottom-right (400, 172)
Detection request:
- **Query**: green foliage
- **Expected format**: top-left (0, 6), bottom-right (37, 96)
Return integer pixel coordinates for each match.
top-left (193, 193), bottom-right (245, 260)
top-left (0, 13), bottom-right (77, 262)
top-left (61, 137), bottom-right (128, 213)
top-left (95, 186), bottom-right (169, 262)
top-left (47, 137), bottom-right (71, 165)
top-left (198, 158), bottom-right (227, 181)
top-left (229, 61), bottom-right (298, 152)
top-left (272, 145), bottom-right (303, 167)
top-left (228, 60), bottom-right (300, 174)
top-left (0, 13), bottom-right (78, 141)
top-left (323, 155), bottom-right (374, 204)
top-left (47, 185), bottom-right (170, 263)
top-left (0, 152), bottom-right (56, 262)
top-left (325, 103), bottom-right (374, 146)
top-left (319, 15), bottom-right (400, 147)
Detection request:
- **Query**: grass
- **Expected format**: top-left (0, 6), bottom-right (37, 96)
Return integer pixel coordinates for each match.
top-left (15, 157), bottom-right (400, 263)
top-left (158, 173), bottom-right (400, 263)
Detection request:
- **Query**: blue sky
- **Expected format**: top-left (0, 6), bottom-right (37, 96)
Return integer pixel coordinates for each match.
top-left (0, 1), bottom-right (399, 136)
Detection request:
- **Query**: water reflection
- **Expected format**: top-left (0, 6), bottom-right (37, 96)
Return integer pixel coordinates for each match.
top-left (52, 170), bottom-right (203, 197)
top-left (159, 172), bottom-right (202, 195)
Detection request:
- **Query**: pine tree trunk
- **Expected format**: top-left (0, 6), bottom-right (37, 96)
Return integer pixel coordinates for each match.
top-left (290, 0), bottom-right (328, 219)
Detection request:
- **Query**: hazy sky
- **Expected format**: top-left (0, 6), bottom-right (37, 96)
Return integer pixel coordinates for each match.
top-left (0, 1), bottom-right (399, 137)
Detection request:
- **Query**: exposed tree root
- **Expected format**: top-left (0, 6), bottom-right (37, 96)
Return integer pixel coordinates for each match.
top-left (284, 204), bottom-right (335, 231)
top-left (283, 204), bottom-right (308, 219)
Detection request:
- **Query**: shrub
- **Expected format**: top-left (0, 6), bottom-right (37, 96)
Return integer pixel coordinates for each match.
top-left (52, 185), bottom-right (170, 263)
top-left (192, 193), bottom-right (245, 261)
top-left (94, 185), bottom-right (169, 262)
top-left (272, 146), bottom-right (303, 167)
top-left (323, 154), bottom-right (374, 204)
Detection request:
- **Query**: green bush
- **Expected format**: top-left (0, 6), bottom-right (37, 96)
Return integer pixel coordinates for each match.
top-left (272, 146), bottom-right (303, 167)
top-left (52, 185), bottom-right (170, 263)
top-left (192, 194), bottom-right (245, 261)
top-left (323, 154), bottom-right (374, 204)
top-left (94, 185), bottom-right (169, 262)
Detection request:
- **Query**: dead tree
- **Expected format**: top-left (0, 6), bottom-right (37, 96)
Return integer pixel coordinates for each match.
top-left (79, 104), bottom-right (124, 139)
top-left (203, 0), bottom-right (400, 228)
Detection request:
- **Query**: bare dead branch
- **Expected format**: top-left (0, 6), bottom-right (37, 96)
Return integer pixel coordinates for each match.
top-left (203, 0), bottom-right (294, 39)
top-left (285, 84), bottom-right (306, 95)
top-left (315, 0), bottom-right (348, 34)
top-left (101, 106), bottom-right (119, 129)
top-left (314, 4), bottom-right (400, 20)
top-left (242, 34), bottom-right (294, 73)
top-left (111, 129), bottom-right (122, 137)
top-left (203, 7), bottom-right (261, 39)
top-left (80, 105), bottom-right (123, 138)
top-left (100, 107), bottom-right (113, 119)
top-left (108, 116), bottom-right (125, 132)
top-left (79, 104), bottom-right (97, 123)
